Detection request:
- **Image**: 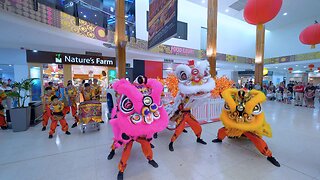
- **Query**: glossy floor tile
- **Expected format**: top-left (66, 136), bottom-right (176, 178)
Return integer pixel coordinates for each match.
top-left (0, 101), bottom-right (319, 180)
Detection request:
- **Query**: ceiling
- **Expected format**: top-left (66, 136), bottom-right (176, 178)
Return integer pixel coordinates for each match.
top-left (0, 10), bottom-right (253, 71)
top-left (0, 64), bottom-right (14, 74)
top-left (187, 0), bottom-right (320, 30)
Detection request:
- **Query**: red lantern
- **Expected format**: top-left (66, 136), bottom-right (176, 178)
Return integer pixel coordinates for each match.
top-left (244, 0), bottom-right (283, 28)
top-left (299, 22), bottom-right (320, 49)
top-left (308, 64), bottom-right (315, 71)
top-left (318, 67), bottom-right (320, 71)
top-left (288, 67), bottom-right (293, 73)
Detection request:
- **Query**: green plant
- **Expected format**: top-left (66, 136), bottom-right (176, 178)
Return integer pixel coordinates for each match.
top-left (6, 78), bottom-right (35, 108)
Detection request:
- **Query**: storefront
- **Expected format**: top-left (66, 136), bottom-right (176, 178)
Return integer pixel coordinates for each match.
top-left (27, 50), bottom-right (116, 101)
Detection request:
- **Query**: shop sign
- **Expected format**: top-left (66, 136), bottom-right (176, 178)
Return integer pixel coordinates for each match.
top-left (27, 50), bottom-right (116, 67)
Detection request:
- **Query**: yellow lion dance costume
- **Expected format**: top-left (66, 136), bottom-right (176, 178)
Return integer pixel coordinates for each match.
top-left (212, 88), bottom-right (280, 167)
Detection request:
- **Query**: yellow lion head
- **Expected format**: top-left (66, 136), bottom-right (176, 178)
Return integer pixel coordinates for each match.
top-left (220, 89), bottom-right (272, 138)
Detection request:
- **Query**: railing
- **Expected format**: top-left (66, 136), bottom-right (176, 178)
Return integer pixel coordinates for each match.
top-left (191, 98), bottom-right (224, 122)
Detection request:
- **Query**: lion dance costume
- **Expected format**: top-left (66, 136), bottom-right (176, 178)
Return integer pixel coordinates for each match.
top-left (212, 89), bottom-right (280, 167)
top-left (107, 76), bottom-right (168, 180)
top-left (167, 60), bottom-right (215, 151)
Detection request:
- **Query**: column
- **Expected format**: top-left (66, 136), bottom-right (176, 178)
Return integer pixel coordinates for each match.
top-left (63, 64), bottom-right (72, 86)
top-left (254, 25), bottom-right (265, 86)
top-left (115, 0), bottom-right (126, 79)
top-left (207, 0), bottom-right (218, 77)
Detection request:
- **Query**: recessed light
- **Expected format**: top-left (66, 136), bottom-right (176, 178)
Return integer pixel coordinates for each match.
top-left (295, 65), bottom-right (298, 66)
top-left (275, 67), bottom-right (278, 68)
top-left (80, 12), bottom-right (83, 14)
top-left (283, 12), bottom-right (288, 16)
top-left (9, 64), bottom-right (12, 67)
top-left (94, 14), bottom-right (97, 17)
top-left (33, 50), bottom-right (38, 52)
top-left (0, 69), bottom-right (2, 71)
top-left (201, 0), bottom-right (205, 3)
top-left (225, 9), bottom-right (229, 13)
top-left (304, 66), bottom-right (307, 68)
top-left (283, 68), bottom-right (287, 70)
top-left (84, 15), bottom-right (87, 18)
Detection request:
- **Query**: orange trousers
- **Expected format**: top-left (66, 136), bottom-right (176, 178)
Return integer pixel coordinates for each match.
top-left (0, 114), bottom-right (6, 127)
top-left (42, 106), bottom-right (51, 127)
top-left (217, 127), bottom-right (273, 157)
top-left (49, 116), bottom-right (69, 135)
top-left (118, 138), bottom-right (153, 172)
top-left (171, 111), bottom-right (202, 142)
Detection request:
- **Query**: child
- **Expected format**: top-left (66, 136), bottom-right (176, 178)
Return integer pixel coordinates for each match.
top-left (283, 88), bottom-right (288, 104)
top-left (49, 95), bottom-right (71, 139)
top-left (42, 87), bottom-right (53, 131)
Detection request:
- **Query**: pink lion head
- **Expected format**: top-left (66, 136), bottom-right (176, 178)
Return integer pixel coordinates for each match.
top-left (110, 76), bottom-right (169, 147)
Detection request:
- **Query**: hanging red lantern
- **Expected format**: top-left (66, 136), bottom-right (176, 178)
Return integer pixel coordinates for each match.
top-left (318, 67), bottom-right (320, 71)
top-left (244, 0), bottom-right (283, 29)
top-left (288, 67), bottom-right (293, 73)
top-left (299, 21), bottom-right (320, 49)
top-left (308, 64), bottom-right (315, 71)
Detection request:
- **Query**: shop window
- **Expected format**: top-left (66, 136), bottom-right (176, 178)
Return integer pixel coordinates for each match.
top-left (174, 21), bottom-right (188, 40)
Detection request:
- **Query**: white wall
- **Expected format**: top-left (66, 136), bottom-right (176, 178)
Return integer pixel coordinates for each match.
top-left (265, 20), bottom-right (320, 58)
top-left (136, 0), bottom-right (257, 58)
top-left (217, 70), bottom-right (232, 79)
top-left (0, 48), bottom-right (27, 65)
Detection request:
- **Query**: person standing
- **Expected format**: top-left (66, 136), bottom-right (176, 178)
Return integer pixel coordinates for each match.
top-left (305, 83), bottom-right (316, 108)
top-left (92, 79), bottom-right (102, 101)
top-left (66, 81), bottom-right (79, 128)
top-left (294, 82), bottom-right (304, 106)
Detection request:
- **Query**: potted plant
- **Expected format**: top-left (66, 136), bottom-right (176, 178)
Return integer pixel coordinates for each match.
top-left (6, 79), bottom-right (35, 132)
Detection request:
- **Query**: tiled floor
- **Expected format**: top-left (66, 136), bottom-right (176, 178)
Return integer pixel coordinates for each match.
top-left (0, 101), bottom-right (319, 180)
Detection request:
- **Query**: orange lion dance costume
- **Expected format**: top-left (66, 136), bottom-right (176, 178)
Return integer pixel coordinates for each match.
top-left (166, 60), bottom-right (216, 151)
top-left (212, 89), bottom-right (280, 167)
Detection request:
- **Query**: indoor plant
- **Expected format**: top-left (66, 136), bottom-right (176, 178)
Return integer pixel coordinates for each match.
top-left (6, 78), bottom-right (35, 132)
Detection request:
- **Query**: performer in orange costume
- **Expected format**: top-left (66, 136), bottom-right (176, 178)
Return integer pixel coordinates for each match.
top-left (0, 90), bottom-right (7, 130)
top-left (81, 83), bottom-right (95, 101)
top-left (166, 60), bottom-right (216, 151)
top-left (66, 81), bottom-right (79, 128)
top-left (42, 87), bottom-right (54, 131)
top-left (212, 89), bottom-right (280, 167)
top-left (48, 95), bottom-right (71, 138)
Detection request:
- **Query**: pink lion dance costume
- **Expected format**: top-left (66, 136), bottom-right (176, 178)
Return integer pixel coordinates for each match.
top-left (107, 76), bottom-right (168, 180)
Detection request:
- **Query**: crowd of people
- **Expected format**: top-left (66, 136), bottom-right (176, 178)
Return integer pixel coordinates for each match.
top-left (256, 81), bottom-right (319, 108)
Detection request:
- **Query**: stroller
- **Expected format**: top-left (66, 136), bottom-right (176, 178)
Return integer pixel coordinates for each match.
top-left (78, 100), bottom-right (102, 133)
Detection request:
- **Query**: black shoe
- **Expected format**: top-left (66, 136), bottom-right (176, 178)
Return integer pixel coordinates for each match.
top-left (71, 122), bottom-right (77, 128)
top-left (183, 129), bottom-right (188, 133)
top-left (196, 138), bottom-right (207, 145)
top-left (267, 156), bottom-right (280, 167)
top-left (42, 126), bottom-right (46, 131)
top-left (117, 172), bottom-right (123, 180)
top-left (169, 142), bottom-right (174, 151)
top-left (153, 133), bottom-right (158, 139)
top-left (65, 131), bottom-right (71, 135)
top-left (48, 135), bottom-right (53, 139)
top-left (100, 121), bottom-right (105, 124)
top-left (212, 139), bottom-right (222, 143)
top-left (148, 160), bottom-right (159, 168)
top-left (1, 126), bottom-right (8, 130)
top-left (107, 150), bottom-right (115, 160)
top-left (150, 143), bottom-right (155, 149)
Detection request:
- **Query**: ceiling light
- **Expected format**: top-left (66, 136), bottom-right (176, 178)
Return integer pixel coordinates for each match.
top-left (33, 50), bottom-right (38, 52)
top-left (80, 12), bottom-right (83, 14)
top-left (275, 67), bottom-right (278, 68)
top-left (283, 68), bottom-right (287, 70)
top-left (304, 66), bottom-right (307, 68)
top-left (9, 64), bottom-right (12, 67)
top-left (225, 9), bottom-right (229, 13)
top-left (295, 65), bottom-right (298, 67)
top-left (0, 69), bottom-right (2, 71)
top-left (201, 0), bottom-right (205, 3)
top-left (283, 12), bottom-right (288, 16)
top-left (94, 14), bottom-right (97, 17)
top-left (84, 15), bottom-right (87, 18)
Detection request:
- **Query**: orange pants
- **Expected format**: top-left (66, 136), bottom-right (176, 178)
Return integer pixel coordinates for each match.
top-left (0, 114), bottom-right (6, 127)
top-left (118, 138), bottom-right (153, 172)
top-left (42, 106), bottom-right (51, 127)
top-left (171, 111), bottom-right (202, 142)
top-left (49, 116), bottom-right (69, 135)
top-left (217, 127), bottom-right (273, 157)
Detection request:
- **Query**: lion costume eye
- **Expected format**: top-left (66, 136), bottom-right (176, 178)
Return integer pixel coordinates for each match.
top-left (224, 103), bottom-right (231, 111)
top-left (120, 95), bottom-right (134, 114)
top-left (252, 103), bottom-right (262, 115)
top-left (130, 113), bottom-right (142, 124)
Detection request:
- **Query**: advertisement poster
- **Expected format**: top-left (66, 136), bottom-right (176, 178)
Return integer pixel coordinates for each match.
top-left (148, 0), bottom-right (178, 49)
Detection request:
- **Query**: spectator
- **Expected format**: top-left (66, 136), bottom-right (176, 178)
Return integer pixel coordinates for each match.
top-left (294, 82), bottom-right (304, 106)
top-left (254, 82), bottom-right (261, 90)
top-left (304, 83), bottom-right (316, 108)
